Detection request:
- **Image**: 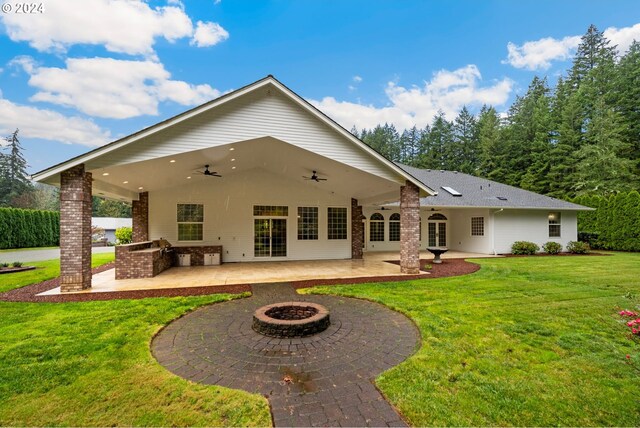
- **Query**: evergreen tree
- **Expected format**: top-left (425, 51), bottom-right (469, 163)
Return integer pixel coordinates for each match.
top-left (360, 124), bottom-right (402, 161)
top-left (476, 105), bottom-right (504, 180)
top-left (418, 111), bottom-right (453, 169)
top-left (0, 129), bottom-right (33, 206)
top-left (399, 126), bottom-right (422, 166)
top-left (451, 106), bottom-right (479, 174)
top-left (615, 40), bottom-right (640, 174)
top-left (572, 98), bottom-right (636, 195)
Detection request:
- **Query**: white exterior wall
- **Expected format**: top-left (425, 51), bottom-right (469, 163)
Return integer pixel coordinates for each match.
top-left (448, 208), bottom-right (493, 253)
top-left (361, 207), bottom-right (494, 253)
top-left (148, 169), bottom-right (351, 262)
top-left (493, 209), bottom-right (578, 254)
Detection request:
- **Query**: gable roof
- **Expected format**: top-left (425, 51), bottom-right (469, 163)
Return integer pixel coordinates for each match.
top-left (32, 75), bottom-right (435, 196)
top-left (397, 164), bottom-right (591, 211)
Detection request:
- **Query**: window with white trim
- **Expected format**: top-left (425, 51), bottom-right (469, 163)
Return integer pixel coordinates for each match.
top-left (370, 213), bottom-right (385, 242)
top-left (177, 203), bottom-right (203, 241)
top-left (297, 207), bottom-right (318, 240)
top-left (327, 207), bottom-right (347, 239)
top-left (389, 213), bottom-right (400, 241)
top-left (471, 217), bottom-right (484, 236)
top-left (549, 212), bottom-right (561, 237)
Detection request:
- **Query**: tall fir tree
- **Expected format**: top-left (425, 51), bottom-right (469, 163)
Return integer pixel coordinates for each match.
top-left (0, 129), bottom-right (32, 207)
top-left (451, 106), bottom-right (479, 174)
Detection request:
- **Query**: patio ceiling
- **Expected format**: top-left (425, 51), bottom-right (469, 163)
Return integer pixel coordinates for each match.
top-left (79, 137), bottom-right (413, 204)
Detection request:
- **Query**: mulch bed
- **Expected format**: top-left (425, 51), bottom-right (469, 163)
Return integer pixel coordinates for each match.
top-left (0, 258), bottom-right (480, 303)
top-left (291, 258), bottom-right (480, 290)
top-left (0, 262), bottom-right (251, 303)
top-left (504, 252), bottom-right (608, 257)
top-left (0, 266), bottom-right (36, 275)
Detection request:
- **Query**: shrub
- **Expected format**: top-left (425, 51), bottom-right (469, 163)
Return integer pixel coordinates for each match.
top-left (511, 241), bottom-right (540, 255)
top-left (542, 241), bottom-right (563, 255)
top-left (115, 226), bottom-right (133, 245)
top-left (0, 262), bottom-right (8, 268)
top-left (12, 261), bottom-right (22, 267)
top-left (567, 241), bottom-right (589, 254)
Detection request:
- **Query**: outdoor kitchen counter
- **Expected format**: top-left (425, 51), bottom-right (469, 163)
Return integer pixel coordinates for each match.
top-left (115, 241), bottom-right (173, 279)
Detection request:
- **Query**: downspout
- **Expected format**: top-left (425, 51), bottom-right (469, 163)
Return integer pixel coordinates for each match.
top-left (491, 208), bottom-right (504, 255)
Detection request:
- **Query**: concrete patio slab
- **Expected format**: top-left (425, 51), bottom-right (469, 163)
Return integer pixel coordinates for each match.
top-left (39, 250), bottom-right (499, 296)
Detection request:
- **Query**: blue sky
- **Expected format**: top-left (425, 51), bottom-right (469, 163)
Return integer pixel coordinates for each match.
top-left (0, 0), bottom-right (639, 174)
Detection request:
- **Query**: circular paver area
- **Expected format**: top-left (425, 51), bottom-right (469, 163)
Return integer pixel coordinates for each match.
top-left (152, 283), bottom-right (420, 427)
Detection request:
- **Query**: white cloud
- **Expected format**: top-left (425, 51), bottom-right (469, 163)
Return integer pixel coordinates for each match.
top-left (503, 36), bottom-right (581, 70)
top-left (17, 57), bottom-right (220, 119)
top-left (310, 65), bottom-right (513, 130)
top-left (191, 21), bottom-right (229, 47)
top-left (504, 22), bottom-right (640, 70)
top-left (0, 98), bottom-right (111, 147)
top-left (604, 22), bottom-right (640, 55)
top-left (0, 0), bottom-right (227, 56)
top-left (353, 75), bottom-right (363, 83)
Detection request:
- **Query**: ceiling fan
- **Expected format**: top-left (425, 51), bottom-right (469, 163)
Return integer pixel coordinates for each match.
top-left (303, 170), bottom-right (327, 182)
top-left (195, 165), bottom-right (222, 177)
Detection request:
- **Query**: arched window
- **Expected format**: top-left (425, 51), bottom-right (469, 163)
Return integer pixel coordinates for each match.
top-left (389, 213), bottom-right (400, 241)
top-left (370, 213), bottom-right (385, 242)
top-left (428, 213), bottom-right (448, 221)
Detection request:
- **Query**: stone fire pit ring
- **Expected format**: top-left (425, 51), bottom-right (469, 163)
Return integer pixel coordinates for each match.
top-left (252, 301), bottom-right (330, 337)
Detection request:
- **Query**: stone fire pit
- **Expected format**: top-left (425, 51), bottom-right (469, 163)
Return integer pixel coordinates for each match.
top-left (252, 301), bottom-right (330, 337)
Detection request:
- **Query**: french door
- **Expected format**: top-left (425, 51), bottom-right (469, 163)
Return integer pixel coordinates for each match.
top-left (427, 221), bottom-right (447, 247)
top-left (254, 218), bottom-right (287, 257)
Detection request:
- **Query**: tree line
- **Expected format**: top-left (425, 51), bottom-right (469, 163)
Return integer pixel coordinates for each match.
top-left (354, 25), bottom-right (640, 199)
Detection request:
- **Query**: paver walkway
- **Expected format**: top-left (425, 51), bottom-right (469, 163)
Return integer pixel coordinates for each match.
top-left (152, 283), bottom-right (420, 427)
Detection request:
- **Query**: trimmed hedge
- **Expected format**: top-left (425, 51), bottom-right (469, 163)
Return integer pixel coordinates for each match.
top-left (572, 191), bottom-right (640, 251)
top-left (0, 208), bottom-right (60, 249)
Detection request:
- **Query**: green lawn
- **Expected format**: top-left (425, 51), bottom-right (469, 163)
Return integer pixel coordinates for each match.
top-left (0, 253), bottom-right (116, 293)
top-left (304, 252), bottom-right (640, 426)
top-left (1, 253), bottom-right (639, 426)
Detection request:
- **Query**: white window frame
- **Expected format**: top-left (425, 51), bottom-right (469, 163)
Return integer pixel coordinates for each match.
top-left (297, 206), bottom-right (319, 240)
top-left (549, 212), bottom-right (561, 238)
top-left (471, 217), bottom-right (484, 237)
top-left (369, 213), bottom-right (385, 242)
top-left (327, 206), bottom-right (348, 240)
top-left (177, 203), bottom-right (204, 242)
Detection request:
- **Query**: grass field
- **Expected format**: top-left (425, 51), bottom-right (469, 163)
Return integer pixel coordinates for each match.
top-left (1, 252), bottom-right (639, 426)
top-left (0, 253), bottom-right (115, 293)
top-left (305, 252), bottom-right (640, 426)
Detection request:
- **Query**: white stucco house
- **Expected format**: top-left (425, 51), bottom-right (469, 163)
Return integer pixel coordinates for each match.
top-left (32, 75), bottom-right (588, 292)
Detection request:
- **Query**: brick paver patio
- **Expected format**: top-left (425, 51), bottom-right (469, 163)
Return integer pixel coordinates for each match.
top-left (152, 283), bottom-right (420, 427)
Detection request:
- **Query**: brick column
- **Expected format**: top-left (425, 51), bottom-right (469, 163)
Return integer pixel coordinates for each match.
top-left (60, 164), bottom-right (92, 292)
top-left (351, 198), bottom-right (364, 259)
top-left (132, 191), bottom-right (149, 242)
top-left (400, 180), bottom-right (420, 274)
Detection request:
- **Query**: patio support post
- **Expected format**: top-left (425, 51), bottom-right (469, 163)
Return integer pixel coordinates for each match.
top-left (59, 164), bottom-right (93, 292)
top-left (351, 198), bottom-right (363, 259)
top-left (400, 180), bottom-right (420, 274)
top-left (132, 191), bottom-right (149, 242)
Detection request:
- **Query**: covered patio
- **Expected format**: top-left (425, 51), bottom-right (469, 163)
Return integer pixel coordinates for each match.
top-left (33, 76), bottom-right (437, 294)
top-left (39, 250), bottom-right (498, 295)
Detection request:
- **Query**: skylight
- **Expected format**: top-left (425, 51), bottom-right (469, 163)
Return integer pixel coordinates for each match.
top-left (441, 186), bottom-right (462, 197)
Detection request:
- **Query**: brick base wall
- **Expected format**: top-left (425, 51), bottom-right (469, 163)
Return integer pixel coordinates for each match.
top-left (400, 181), bottom-right (420, 274)
top-left (351, 198), bottom-right (364, 259)
top-left (60, 164), bottom-right (92, 292)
